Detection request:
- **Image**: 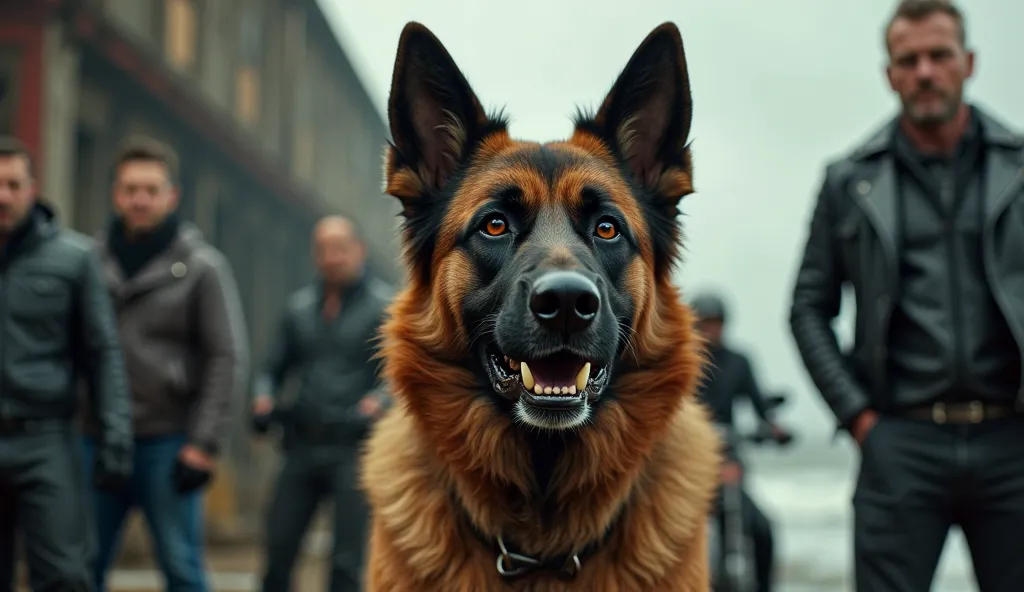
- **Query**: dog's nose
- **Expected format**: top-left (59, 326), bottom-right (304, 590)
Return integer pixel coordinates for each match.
top-left (529, 271), bottom-right (601, 335)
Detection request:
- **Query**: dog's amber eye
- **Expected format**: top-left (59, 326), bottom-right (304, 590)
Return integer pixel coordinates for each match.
top-left (482, 216), bottom-right (509, 237)
top-left (595, 219), bottom-right (618, 240)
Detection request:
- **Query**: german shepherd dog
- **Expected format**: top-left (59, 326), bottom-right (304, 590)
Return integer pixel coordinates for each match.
top-left (360, 20), bottom-right (720, 591)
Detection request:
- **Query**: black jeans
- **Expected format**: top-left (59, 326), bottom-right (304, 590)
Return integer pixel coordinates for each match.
top-left (260, 442), bottom-right (368, 592)
top-left (0, 421), bottom-right (92, 592)
top-left (854, 413), bottom-right (1024, 592)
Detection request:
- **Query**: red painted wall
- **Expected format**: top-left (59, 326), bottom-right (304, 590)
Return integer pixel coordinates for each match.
top-left (0, 12), bottom-right (44, 180)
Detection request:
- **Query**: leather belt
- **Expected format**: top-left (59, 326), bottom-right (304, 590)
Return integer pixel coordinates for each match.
top-left (901, 401), bottom-right (1015, 425)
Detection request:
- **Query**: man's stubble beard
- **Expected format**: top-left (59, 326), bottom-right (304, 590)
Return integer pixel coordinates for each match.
top-left (903, 86), bottom-right (961, 128)
top-left (0, 206), bottom-right (31, 238)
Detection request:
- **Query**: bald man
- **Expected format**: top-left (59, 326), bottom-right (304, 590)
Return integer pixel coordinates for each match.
top-left (252, 215), bottom-right (393, 592)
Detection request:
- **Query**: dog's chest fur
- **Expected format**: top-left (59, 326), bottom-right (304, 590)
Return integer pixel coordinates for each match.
top-left (360, 400), bottom-right (719, 591)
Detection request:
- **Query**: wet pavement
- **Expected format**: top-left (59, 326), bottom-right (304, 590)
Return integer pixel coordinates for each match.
top-left (103, 439), bottom-right (980, 592)
top-left (745, 433), bottom-right (977, 591)
top-left (105, 529), bottom-right (333, 591)
top-left (14, 433), bottom-right (980, 591)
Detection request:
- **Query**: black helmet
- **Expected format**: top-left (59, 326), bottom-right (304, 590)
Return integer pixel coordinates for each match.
top-left (690, 292), bottom-right (728, 322)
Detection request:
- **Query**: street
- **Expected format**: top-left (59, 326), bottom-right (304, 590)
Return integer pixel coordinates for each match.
top-left (95, 437), bottom-right (979, 592)
top-left (746, 431), bottom-right (977, 591)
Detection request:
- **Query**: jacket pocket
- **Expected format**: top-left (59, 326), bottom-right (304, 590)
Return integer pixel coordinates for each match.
top-left (10, 274), bottom-right (72, 320)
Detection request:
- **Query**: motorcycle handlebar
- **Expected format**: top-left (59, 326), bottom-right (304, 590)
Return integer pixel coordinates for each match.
top-left (713, 423), bottom-right (797, 450)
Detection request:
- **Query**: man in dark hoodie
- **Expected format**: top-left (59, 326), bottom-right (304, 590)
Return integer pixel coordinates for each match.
top-left (0, 136), bottom-right (132, 590)
top-left (80, 135), bottom-right (249, 592)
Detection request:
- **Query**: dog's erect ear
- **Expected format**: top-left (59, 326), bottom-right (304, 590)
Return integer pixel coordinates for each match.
top-left (576, 23), bottom-right (694, 207)
top-left (384, 22), bottom-right (499, 210)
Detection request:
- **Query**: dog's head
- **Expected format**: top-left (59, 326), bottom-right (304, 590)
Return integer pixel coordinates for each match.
top-left (381, 22), bottom-right (696, 435)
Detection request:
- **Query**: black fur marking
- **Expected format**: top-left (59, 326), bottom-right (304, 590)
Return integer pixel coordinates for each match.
top-left (504, 145), bottom-right (585, 187)
top-left (525, 431), bottom-right (567, 502)
top-left (639, 188), bottom-right (685, 275)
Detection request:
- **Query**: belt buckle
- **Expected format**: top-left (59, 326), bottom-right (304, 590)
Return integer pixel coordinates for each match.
top-left (931, 403), bottom-right (947, 424)
top-left (967, 401), bottom-right (984, 424)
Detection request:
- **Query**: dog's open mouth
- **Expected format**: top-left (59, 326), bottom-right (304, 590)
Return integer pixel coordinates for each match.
top-left (484, 343), bottom-right (610, 409)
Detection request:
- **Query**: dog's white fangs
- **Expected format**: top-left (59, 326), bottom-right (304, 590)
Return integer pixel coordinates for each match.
top-left (576, 362), bottom-right (591, 392)
top-left (510, 360), bottom-right (591, 396)
top-left (489, 347), bottom-right (609, 430)
top-left (520, 360), bottom-right (534, 390)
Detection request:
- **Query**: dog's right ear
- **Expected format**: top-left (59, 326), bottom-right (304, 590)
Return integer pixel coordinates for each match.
top-left (384, 22), bottom-right (500, 212)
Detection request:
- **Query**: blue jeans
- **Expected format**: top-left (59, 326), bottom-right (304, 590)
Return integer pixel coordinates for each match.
top-left (81, 433), bottom-right (208, 592)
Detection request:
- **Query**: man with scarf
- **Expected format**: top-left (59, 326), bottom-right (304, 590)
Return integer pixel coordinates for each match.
top-left (0, 137), bottom-right (130, 590)
top-left (252, 215), bottom-right (392, 592)
top-left (80, 135), bottom-right (249, 592)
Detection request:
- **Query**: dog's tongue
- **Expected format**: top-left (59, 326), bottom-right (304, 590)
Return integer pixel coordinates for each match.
top-left (525, 354), bottom-right (587, 392)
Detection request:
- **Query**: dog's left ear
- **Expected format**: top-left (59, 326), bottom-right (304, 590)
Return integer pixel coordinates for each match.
top-left (384, 22), bottom-right (501, 213)
top-left (577, 23), bottom-right (694, 207)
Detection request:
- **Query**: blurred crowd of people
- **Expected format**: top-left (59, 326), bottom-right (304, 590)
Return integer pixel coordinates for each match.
top-left (0, 132), bottom-right (390, 591)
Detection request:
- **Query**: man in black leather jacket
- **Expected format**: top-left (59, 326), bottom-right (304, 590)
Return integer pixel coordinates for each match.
top-left (252, 215), bottom-right (392, 592)
top-left (788, 2), bottom-right (1024, 591)
top-left (0, 137), bottom-right (132, 590)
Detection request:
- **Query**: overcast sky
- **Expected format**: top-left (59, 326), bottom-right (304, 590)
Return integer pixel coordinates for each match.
top-left (320, 0), bottom-right (1024, 438)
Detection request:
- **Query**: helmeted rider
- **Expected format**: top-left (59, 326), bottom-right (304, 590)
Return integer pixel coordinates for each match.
top-left (691, 291), bottom-right (791, 592)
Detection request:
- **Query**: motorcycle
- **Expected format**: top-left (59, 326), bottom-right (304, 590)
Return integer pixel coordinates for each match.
top-left (708, 391), bottom-right (794, 592)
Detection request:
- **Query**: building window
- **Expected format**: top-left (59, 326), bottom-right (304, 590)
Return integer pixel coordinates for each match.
top-left (106, 0), bottom-right (157, 43)
top-left (234, 66), bottom-right (260, 125)
top-left (293, 125), bottom-right (314, 182)
top-left (164, 0), bottom-right (198, 71)
top-left (234, 11), bottom-right (263, 125)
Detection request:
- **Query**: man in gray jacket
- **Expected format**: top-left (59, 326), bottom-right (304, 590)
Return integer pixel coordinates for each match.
top-left (80, 135), bottom-right (249, 592)
top-left (0, 137), bottom-right (132, 590)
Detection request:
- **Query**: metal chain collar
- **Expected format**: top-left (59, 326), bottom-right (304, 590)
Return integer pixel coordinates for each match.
top-left (495, 535), bottom-right (582, 580)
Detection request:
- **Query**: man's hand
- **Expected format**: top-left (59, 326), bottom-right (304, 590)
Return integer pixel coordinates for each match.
top-left (721, 461), bottom-right (742, 485)
top-left (358, 392), bottom-right (386, 419)
top-left (851, 409), bottom-right (879, 447)
top-left (173, 444), bottom-right (215, 493)
top-left (251, 394), bottom-right (275, 434)
top-left (94, 442), bottom-right (133, 492)
top-left (252, 394), bottom-right (274, 416)
top-left (770, 423), bottom-right (795, 446)
top-left (178, 445), bottom-right (215, 471)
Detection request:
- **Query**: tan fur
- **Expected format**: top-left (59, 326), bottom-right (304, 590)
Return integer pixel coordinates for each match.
top-left (360, 244), bottom-right (722, 590)
top-left (362, 396), bottom-right (720, 591)
top-left (361, 20), bottom-right (720, 592)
